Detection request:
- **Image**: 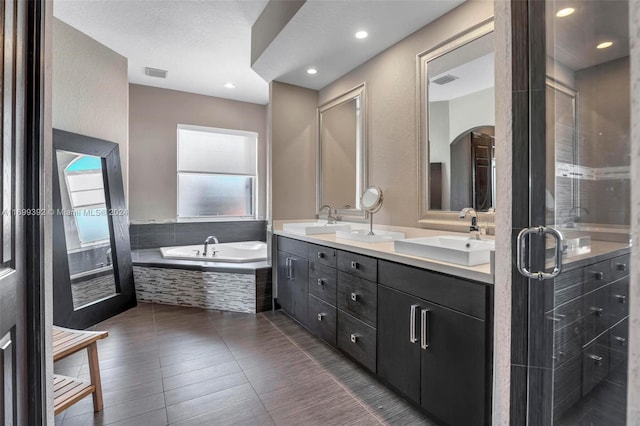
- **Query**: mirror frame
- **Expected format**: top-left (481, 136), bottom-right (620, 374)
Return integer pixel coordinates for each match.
top-left (317, 82), bottom-right (367, 220)
top-left (53, 129), bottom-right (136, 329)
top-left (417, 18), bottom-right (495, 223)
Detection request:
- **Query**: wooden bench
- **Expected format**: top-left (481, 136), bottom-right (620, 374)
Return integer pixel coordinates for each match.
top-left (53, 326), bottom-right (109, 415)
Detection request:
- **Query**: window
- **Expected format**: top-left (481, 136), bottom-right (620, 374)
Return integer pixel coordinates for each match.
top-left (177, 125), bottom-right (258, 220)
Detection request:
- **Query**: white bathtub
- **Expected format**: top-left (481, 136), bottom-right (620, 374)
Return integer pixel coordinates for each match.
top-left (160, 241), bottom-right (267, 263)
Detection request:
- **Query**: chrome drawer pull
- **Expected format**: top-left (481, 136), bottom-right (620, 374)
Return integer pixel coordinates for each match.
top-left (317, 252), bottom-right (324, 259)
top-left (317, 278), bottom-right (324, 286)
top-left (350, 333), bottom-right (359, 343)
top-left (589, 271), bottom-right (604, 280)
top-left (409, 305), bottom-right (418, 343)
top-left (351, 292), bottom-right (358, 302)
top-left (590, 307), bottom-right (604, 316)
top-left (350, 261), bottom-right (358, 269)
top-left (616, 263), bottom-right (627, 271)
top-left (615, 336), bottom-right (627, 345)
top-left (588, 354), bottom-right (603, 366)
top-left (317, 313), bottom-right (325, 321)
top-left (615, 294), bottom-right (627, 304)
top-left (420, 309), bottom-right (430, 350)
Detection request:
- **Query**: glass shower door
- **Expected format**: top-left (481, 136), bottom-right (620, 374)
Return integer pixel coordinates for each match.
top-left (519, 0), bottom-right (632, 424)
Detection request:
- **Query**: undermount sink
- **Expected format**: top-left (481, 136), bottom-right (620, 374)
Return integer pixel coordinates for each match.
top-left (282, 221), bottom-right (351, 235)
top-left (394, 236), bottom-right (495, 266)
top-left (336, 229), bottom-right (405, 243)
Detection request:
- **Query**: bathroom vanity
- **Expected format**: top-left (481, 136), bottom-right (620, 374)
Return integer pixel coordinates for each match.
top-left (273, 225), bottom-right (494, 426)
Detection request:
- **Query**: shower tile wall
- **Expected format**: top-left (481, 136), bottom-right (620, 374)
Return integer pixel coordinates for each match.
top-left (129, 220), bottom-right (267, 250)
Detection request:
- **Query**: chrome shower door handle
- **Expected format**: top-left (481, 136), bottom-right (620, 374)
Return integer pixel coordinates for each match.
top-left (516, 226), bottom-right (564, 281)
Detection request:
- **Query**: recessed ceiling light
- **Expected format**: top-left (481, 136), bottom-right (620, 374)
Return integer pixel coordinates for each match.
top-left (224, 82), bottom-right (236, 89)
top-left (556, 7), bottom-right (575, 17)
top-left (597, 41), bottom-right (613, 49)
top-left (355, 30), bottom-right (368, 39)
top-left (307, 68), bottom-right (318, 75)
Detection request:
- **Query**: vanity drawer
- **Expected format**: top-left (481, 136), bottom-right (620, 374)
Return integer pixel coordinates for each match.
top-left (337, 272), bottom-right (377, 327)
top-left (583, 259), bottom-right (612, 293)
top-left (582, 285), bottom-right (610, 344)
top-left (337, 251), bottom-right (377, 282)
top-left (610, 254), bottom-right (630, 281)
top-left (582, 332), bottom-right (610, 396)
top-left (609, 277), bottom-right (629, 324)
top-left (553, 321), bottom-right (582, 367)
top-left (337, 310), bottom-right (376, 373)
top-left (309, 262), bottom-right (337, 306)
top-left (278, 236), bottom-right (308, 259)
top-left (308, 294), bottom-right (337, 346)
top-left (552, 297), bottom-right (584, 330)
top-left (308, 244), bottom-right (337, 268)
top-left (609, 318), bottom-right (628, 386)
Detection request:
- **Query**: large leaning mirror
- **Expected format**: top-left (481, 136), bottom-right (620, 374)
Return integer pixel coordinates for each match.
top-left (418, 19), bottom-right (495, 220)
top-left (53, 129), bottom-right (136, 329)
top-left (317, 83), bottom-right (366, 219)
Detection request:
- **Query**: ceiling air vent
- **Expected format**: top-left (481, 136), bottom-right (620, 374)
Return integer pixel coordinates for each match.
top-left (432, 74), bottom-right (458, 85)
top-left (144, 67), bottom-right (168, 79)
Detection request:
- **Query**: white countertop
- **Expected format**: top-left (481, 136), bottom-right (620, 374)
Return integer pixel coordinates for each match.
top-left (272, 220), bottom-right (495, 284)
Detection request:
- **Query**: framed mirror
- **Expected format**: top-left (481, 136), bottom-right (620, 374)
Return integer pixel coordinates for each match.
top-left (53, 129), bottom-right (136, 329)
top-left (317, 83), bottom-right (367, 219)
top-left (417, 18), bottom-right (495, 221)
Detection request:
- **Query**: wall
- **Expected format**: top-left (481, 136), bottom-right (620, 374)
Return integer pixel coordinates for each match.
top-left (269, 81), bottom-right (318, 220)
top-left (317, 0), bottom-right (494, 226)
top-left (52, 18), bottom-right (129, 200)
top-left (128, 84), bottom-right (268, 222)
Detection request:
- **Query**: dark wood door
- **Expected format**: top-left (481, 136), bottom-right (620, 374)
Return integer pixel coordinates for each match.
top-left (471, 132), bottom-right (493, 211)
top-left (1, 0), bottom-right (45, 423)
top-left (377, 285), bottom-right (422, 403)
top-left (420, 302), bottom-right (486, 426)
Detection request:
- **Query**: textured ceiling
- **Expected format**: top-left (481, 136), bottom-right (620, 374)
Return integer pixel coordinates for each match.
top-left (54, 0), bottom-right (465, 105)
top-left (54, 0), bottom-right (271, 104)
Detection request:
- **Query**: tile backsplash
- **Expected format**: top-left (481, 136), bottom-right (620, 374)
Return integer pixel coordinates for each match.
top-left (129, 220), bottom-right (267, 250)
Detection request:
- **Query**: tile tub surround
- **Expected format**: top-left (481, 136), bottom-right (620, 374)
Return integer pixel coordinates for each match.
top-left (132, 249), bottom-right (272, 313)
top-left (129, 220), bottom-right (267, 250)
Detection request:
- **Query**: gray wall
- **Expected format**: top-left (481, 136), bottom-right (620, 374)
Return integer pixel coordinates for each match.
top-left (269, 81), bottom-right (319, 220)
top-left (318, 0), bottom-right (494, 226)
top-left (128, 84), bottom-right (268, 222)
top-left (52, 18), bottom-right (129, 201)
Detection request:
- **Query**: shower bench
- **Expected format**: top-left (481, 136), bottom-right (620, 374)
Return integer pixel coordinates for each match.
top-left (52, 326), bottom-right (109, 415)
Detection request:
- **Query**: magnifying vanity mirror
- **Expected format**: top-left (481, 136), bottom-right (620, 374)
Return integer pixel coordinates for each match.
top-left (317, 83), bottom-right (367, 219)
top-left (418, 19), bottom-right (495, 221)
top-left (361, 186), bottom-right (383, 235)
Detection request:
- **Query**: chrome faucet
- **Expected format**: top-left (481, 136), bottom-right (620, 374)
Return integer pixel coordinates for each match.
top-left (565, 206), bottom-right (589, 228)
top-left (318, 204), bottom-right (337, 224)
top-left (459, 208), bottom-right (481, 240)
top-left (203, 235), bottom-right (219, 256)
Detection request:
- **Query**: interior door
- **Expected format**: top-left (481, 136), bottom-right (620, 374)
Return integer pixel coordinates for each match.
top-left (0, 0), bottom-right (45, 423)
top-left (516, 0), bottom-right (632, 424)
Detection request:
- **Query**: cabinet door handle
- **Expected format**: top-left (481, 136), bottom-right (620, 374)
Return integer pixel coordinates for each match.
top-left (288, 258), bottom-right (295, 279)
top-left (317, 252), bottom-right (324, 259)
top-left (409, 304), bottom-right (419, 343)
top-left (285, 258), bottom-right (291, 279)
top-left (615, 294), bottom-right (627, 304)
top-left (615, 336), bottom-right (627, 346)
top-left (351, 261), bottom-right (358, 270)
top-left (588, 354), bottom-right (603, 366)
top-left (317, 313), bottom-right (325, 321)
top-left (616, 263), bottom-right (627, 272)
top-left (317, 278), bottom-right (325, 286)
top-left (350, 292), bottom-right (358, 302)
top-left (421, 309), bottom-right (430, 350)
top-left (590, 306), bottom-right (604, 317)
top-left (350, 333), bottom-right (359, 343)
top-left (589, 271), bottom-right (604, 280)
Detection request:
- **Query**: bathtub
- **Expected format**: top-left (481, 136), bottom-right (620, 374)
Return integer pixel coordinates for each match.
top-left (160, 241), bottom-right (267, 263)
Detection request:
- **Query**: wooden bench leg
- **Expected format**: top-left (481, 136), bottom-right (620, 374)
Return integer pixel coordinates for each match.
top-left (87, 342), bottom-right (103, 412)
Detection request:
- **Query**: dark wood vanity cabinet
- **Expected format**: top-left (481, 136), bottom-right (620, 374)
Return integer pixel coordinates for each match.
top-left (275, 236), bottom-right (492, 426)
top-left (377, 262), bottom-right (487, 426)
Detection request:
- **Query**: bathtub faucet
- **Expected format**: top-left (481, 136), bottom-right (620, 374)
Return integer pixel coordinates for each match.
top-left (203, 236), bottom-right (219, 257)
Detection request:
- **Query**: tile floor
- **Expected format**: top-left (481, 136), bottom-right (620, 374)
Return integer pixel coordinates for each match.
top-left (54, 303), bottom-right (433, 425)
